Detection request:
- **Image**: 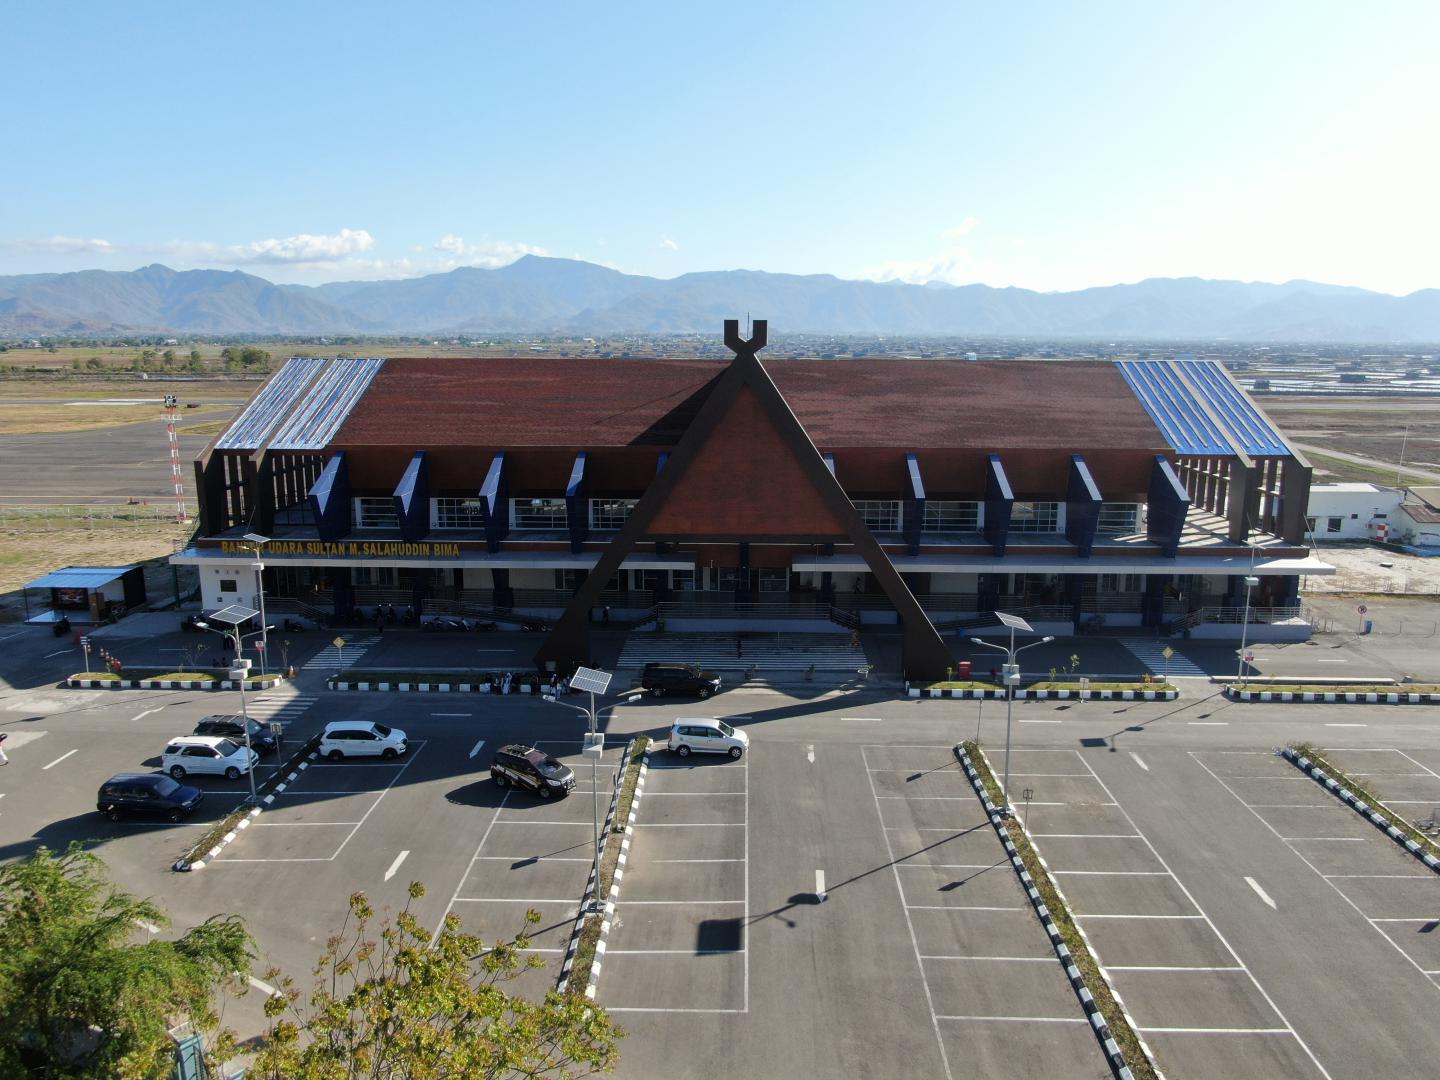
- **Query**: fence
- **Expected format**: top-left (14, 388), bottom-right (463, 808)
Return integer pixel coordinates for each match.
top-left (0, 502), bottom-right (195, 533)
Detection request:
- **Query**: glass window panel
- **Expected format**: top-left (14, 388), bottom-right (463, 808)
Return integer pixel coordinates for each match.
top-left (433, 497), bottom-right (486, 529)
top-left (589, 498), bottom-right (637, 530)
top-left (511, 498), bottom-right (568, 530)
top-left (922, 501), bottom-right (980, 532)
top-left (1097, 503), bottom-right (1141, 534)
top-left (355, 497), bottom-right (397, 529)
top-left (853, 500), bottom-right (901, 531)
top-left (1010, 502), bottom-right (1060, 533)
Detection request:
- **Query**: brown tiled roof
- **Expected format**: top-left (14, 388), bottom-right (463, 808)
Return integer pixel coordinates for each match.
top-left (1402, 502), bottom-right (1440, 524)
top-left (333, 356), bottom-right (1167, 451)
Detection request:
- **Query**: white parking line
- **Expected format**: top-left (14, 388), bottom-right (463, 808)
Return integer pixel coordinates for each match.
top-left (654, 858), bottom-right (745, 863)
top-left (815, 870), bottom-right (826, 902)
top-left (936, 1015), bottom-right (1086, 1024)
top-left (1130, 752), bottom-right (1149, 772)
top-left (1138, 1027), bottom-right (1291, 1035)
top-left (1245, 876), bottom-right (1278, 910)
top-left (42, 749), bottom-right (78, 770)
top-left (806, 744), bottom-right (815, 764)
top-left (861, 745), bottom-right (956, 1080)
top-left (921, 954), bottom-right (1056, 962)
top-left (1074, 913), bottom-right (1205, 920)
top-left (130, 707), bottom-right (164, 723)
top-left (468, 739), bottom-right (486, 759)
top-left (841, 717), bottom-right (883, 722)
top-left (44, 648), bottom-right (70, 658)
top-left (433, 713), bottom-right (472, 717)
top-left (1107, 965), bottom-right (1245, 973)
top-left (384, 850), bottom-right (410, 881)
top-left (1189, 721), bottom-right (1229, 726)
top-left (1325, 723), bottom-right (1367, 728)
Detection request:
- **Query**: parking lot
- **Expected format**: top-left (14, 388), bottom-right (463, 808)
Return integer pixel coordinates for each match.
top-left (601, 751), bottom-right (749, 1014)
top-left (861, 744), bottom-right (1109, 1079)
top-left (435, 739), bottom-right (625, 1000)
top-left (991, 747), bottom-right (1325, 1079)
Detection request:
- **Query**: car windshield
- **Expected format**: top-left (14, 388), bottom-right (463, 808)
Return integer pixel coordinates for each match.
top-left (152, 776), bottom-right (181, 797)
top-left (373, 723), bottom-right (392, 737)
top-left (718, 721), bottom-right (735, 737)
top-left (215, 739), bottom-right (241, 757)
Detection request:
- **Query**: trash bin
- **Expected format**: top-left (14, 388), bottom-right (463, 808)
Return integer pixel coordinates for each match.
top-left (957, 660), bottom-right (972, 679)
top-left (1362, 619), bottom-right (1373, 635)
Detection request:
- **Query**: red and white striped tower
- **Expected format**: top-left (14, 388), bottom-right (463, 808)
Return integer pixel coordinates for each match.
top-left (164, 394), bottom-right (189, 523)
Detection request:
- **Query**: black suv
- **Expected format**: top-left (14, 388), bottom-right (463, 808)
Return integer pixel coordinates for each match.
top-left (641, 662), bottom-right (721, 699)
top-left (97, 773), bottom-right (204, 822)
top-left (491, 744), bottom-right (576, 799)
top-left (193, 714), bottom-right (278, 755)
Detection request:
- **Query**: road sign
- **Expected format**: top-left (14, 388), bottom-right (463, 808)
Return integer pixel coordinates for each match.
top-left (1244, 652), bottom-right (1255, 663)
top-left (255, 640), bottom-right (265, 651)
top-left (1161, 646), bottom-right (1175, 659)
top-left (332, 636), bottom-right (346, 649)
top-left (80, 636), bottom-right (91, 651)
top-left (1356, 604), bottom-right (1368, 615)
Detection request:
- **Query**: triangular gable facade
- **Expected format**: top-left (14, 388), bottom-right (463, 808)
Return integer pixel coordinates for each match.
top-left (534, 320), bottom-right (956, 679)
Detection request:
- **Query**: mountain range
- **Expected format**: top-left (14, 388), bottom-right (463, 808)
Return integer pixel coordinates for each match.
top-left (2, 257), bottom-right (1438, 342)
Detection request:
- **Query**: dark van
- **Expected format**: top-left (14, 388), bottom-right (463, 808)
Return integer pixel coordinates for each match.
top-left (641, 663), bottom-right (721, 699)
top-left (491, 744), bottom-right (576, 799)
top-left (97, 773), bottom-right (204, 822)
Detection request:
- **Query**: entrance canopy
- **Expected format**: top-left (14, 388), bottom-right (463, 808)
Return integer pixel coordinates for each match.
top-left (23, 565), bottom-right (146, 624)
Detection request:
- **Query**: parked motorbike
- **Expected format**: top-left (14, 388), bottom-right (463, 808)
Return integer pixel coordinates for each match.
top-left (52, 616), bottom-right (71, 637)
top-left (282, 618), bottom-right (307, 633)
top-left (180, 613), bottom-right (206, 633)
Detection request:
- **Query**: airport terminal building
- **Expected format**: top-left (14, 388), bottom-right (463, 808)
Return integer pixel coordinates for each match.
top-left (173, 321), bottom-right (1332, 678)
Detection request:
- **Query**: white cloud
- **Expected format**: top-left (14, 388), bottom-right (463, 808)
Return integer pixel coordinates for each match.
top-left (657, 235), bottom-right (679, 251)
top-left (240, 228), bottom-right (374, 265)
top-left (428, 234), bottom-right (547, 268)
top-left (941, 217), bottom-right (980, 240)
top-left (8, 235), bottom-right (116, 255)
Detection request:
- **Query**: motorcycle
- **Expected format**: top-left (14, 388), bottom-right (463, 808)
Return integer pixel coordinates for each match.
top-left (52, 616), bottom-right (71, 638)
top-left (181, 613), bottom-right (206, 633)
top-left (282, 618), bottom-right (307, 633)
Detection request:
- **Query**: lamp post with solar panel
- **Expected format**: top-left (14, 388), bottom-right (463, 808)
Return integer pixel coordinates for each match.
top-left (193, 604), bottom-right (271, 805)
top-left (564, 666), bottom-right (613, 912)
top-left (1236, 575), bottom-right (1260, 689)
top-left (971, 613), bottom-right (1054, 815)
top-left (241, 532), bottom-right (271, 677)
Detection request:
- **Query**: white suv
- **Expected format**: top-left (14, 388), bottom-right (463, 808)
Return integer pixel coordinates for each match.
top-left (668, 718), bottom-right (749, 759)
top-left (319, 720), bottom-right (408, 761)
top-left (161, 735), bottom-right (259, 780)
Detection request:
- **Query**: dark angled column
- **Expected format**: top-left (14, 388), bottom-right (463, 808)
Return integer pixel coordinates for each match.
top-left (1227, 458), bottom-right (1259, 543)
top-left (308, 452), bottom-right (351, 542)
top-left (392, 451), bottom-right (429, 542)
top-left (654, 453), bottom-right (670, 555)
top-left (565, 451), bottom-right (589, 555)
top-left (1142, 574), bottom-right (1170, 629)
top-left (1278, 457), bottom-right (1314, 545)
top-left (1065, 455), bottom-right (1102, 557)
top-left (478, 452), bottom-right (509, 553)
top-left (984, 454), bottom-right (1014, 557)
top-left (1147, 456), bottom-right (1191, 558)
top-left (904, 453), bottom-right (926, 556)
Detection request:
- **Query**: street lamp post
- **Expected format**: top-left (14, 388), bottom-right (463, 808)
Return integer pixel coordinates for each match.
top-left (556, 666), bottom-right (613, 912)
top-left (242, 533), bottom-right (271, 676)
top-left (971, 612), bottom-right (1055, 814)
top-left (1236, 574), bottom-right (1260, 689)
top-left (195, 604), bottom-right (272, 806)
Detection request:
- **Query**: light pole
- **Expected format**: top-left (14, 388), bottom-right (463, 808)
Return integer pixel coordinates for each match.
top-left (971, 612), bottom-right (1055, 814)
top-left (195, 604), bottom-right (272, 805)
top-left (241, 533), bottom-right (271, 676)
top-left (555, 666), bottom-right (613, 912)
top-left (1236, 574), bottom-right (1260, 689)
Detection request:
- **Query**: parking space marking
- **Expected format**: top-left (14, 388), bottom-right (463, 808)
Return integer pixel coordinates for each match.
top-left (41, 748), bottom-right (77, 770)
top-left (1074, 913), bottom-right (1206, 920)
top-left (1108, 965), bottom-right (1245, 973)
top-left (1189, 721), bottom-right (1229, 726)
top-left (815, 870), bottom-right (826, 902)
top-left (1324, 723), bottom-right (1367, 728)
top-left (433, 713), bottom-right (472, 718)
top-left (1080, 752), bottom-right (1333, 1078)
top-left (921, 954), bottom-right (1055, 962)
top-left (936, 1015), bottom-right (1086, 1024)
top-left (653, 858), bottom-right (744, 863)
top-left (130, 707), bottom-right (163, 722)
top-left (1130, 752), bottom-right (1149, 772)
top-left (1138, 1027), bottom-right (1291, 1035)
top-left (1392, 750), bottom-right (1440, 781)
top-left (384, 850), bottom-right (409, 881)
top-left (1052, 870), bottom-right (1169, 877)
top-left (468, 739), bottom-right (485, 758)
top-left (1244, 877), bottom-right (1278, 910)
top-left (861, 745), bottom-right (955, 1080)
top-left (806, 744), bottom-right (814, 763)
top-left (1196, 750), bottom-right (1440, 992)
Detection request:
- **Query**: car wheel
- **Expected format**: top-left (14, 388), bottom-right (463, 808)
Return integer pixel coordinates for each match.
top-left (537, 785), bottom-right (553, 799)
top-left (698, 686), bottom-right (712, 699)
top-left (169, 765), bottom-right (187, 780)
top-left (328, 749), bottom-right (344, 762)
top-left (168, 809), bottom-right (185, 823)
top-left (381, 747), bottom-right (398, 760)
top-left (676, 745), bottom-right (690, 758)
top-left (649, 687), bottom-right (664, 698)
top-left (224, 766), bottom-right (241, 780)
top-left (106, 807), bottom-right (122, 822)
top-left (494, 773), bottom-right (509, 788)
top-left (729, 745), bottom-right (744, 759)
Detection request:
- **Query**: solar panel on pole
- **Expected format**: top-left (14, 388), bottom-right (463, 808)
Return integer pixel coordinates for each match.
top-left (994, 611), bottom-right (1034, 634)
top-left (569, 666), bottom-right (612, 695)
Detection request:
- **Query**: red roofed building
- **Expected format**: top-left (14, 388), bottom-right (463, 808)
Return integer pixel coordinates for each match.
top-left (174, 322), bottom-right (1331, 678)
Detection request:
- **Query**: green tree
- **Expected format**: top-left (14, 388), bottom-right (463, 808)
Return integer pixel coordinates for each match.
top-left (252, 884), bottom-right (621, 1079)
top-left (0, 845), bottom-right (252, 1079)
top-left (162, 349), bottom-right (176, 367)
top-left (238, 346), bottom-right (270, 368)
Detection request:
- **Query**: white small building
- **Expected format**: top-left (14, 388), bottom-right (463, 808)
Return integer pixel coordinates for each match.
top-left (1305, 482), bottom-right (1403, 541)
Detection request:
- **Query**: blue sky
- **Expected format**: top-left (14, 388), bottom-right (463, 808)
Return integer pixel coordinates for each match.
top-left (4, 2), bottom-right (1436, 293)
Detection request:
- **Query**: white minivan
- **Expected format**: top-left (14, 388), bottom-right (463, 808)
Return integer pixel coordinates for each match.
top-left (161, 735), bottom-right (259, 780)
top-left (668, 718), bottom-right (749, 759)
top-left (319, 720), bottom-right (409, 761)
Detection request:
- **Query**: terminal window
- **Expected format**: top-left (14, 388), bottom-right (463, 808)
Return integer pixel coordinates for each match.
top-left (1097, 503), bottom-right (1141, 534)
top-left (511, 498), bottom-right (568, 530)
top-left (433, 498), bottom-right (487, 530)
top-left (923, 501), bottom-right (981, 532)
top-left (354, 497), bottom-right (398, 529)
top-left (590, 498), bottom-right (638, 530)
top-left (854, 500), bottom-right (901, 531)
top-left (1011, 502), bottom-right (1060, 533)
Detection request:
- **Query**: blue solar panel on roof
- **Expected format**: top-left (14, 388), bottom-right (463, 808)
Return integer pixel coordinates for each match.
top-left (1184, 361), bottom-right (1290, 456)
top-left (268, 358), bottom-right (385, 450)
top-left (1117, 361), bottom-right (1231, 455)
top-left (215, 357), bottom-right (326, 449)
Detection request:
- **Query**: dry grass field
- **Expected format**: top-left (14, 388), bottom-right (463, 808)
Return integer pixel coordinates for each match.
top-left (1265, 397), bottom-right (1440, 483)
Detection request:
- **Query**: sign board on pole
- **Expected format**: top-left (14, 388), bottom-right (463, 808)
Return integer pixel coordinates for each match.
top-left (332, 636), bottom-right (346, 649)
top-left (255, 640), bottom-right (265, 651)
top-left (1244, 652), bottom-right (1255, 663)
top-left (80, 636), bottom-right (91, 651)
top-left (1161, 646), bottom-right (1175, 659)
top-left (1356, 604), bottom-right (1368, 615)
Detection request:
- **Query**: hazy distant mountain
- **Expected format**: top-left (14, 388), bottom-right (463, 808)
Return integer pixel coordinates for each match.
top-left (1, 256), bottom-right (1437, 342)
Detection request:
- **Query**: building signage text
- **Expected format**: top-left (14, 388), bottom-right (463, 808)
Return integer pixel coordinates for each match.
top-left (219, 540), bottom-right (463, 558)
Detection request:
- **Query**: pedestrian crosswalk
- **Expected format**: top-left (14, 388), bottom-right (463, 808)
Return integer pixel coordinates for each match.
top-left (244, 693), bottom-right (318, 725)
top-left (301, 635), bottom-right (382, 671)
top-left (1117, 636), bottom-right (1208, 678)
